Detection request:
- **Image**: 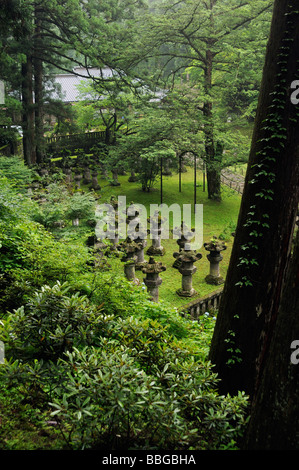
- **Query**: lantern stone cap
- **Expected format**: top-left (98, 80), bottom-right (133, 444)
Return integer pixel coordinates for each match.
top-left (120, 238), bottom-right (143, 253)
top-left (142, 257), bottom-right (167, 274)
top-left (204, 237), bottom-right (227, 252)
top-left (173, 250), bottom-right (202, 262)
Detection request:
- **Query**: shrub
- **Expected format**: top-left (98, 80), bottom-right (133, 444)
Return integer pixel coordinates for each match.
top-left (0, 175), bottom-right (93, 312)
top-left (0, 281), bottom-right (111, 360)
top-left (66, 192), bottom-right (96, 225)
top-left (49, 344), bottom-right (193, 450)
top-left (0, 282), bottom-right (249, 450)
top-left (31, 183), bottom-right (69, 229)
top-left (47, 335), bottom-right (248, 450)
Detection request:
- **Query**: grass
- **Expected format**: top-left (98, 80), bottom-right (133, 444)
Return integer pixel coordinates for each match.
top-left (227, 163), bottom-right (248, 176)
top-left (87, 165), bottom-right (242, 309)
top-left (0, 387), bottom-right (65, 450)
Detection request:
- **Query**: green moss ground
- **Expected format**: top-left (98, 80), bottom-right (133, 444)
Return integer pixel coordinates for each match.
top-left (91, 166), bottom-right (241, 309)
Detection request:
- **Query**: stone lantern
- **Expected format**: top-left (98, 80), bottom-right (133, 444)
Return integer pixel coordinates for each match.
top-left (142, 257), bottom-right (166, 302)
top-left (39, 167), bottom-right (49, 178)
top-left (172, 222), bottom-right (195, 268)
top-left (128, 170), bottom-right (138, 182)
top-left (146, 212), bottom-right (165, 256)
top-left (74, 171), bottom-right (83, 189)
top-left (107, 213), bottom-right (120, 250)
top-left (125, 202), bottom-right (148, 268)
top-left (64, 167), bottom-right (72, 184)
top-left (173, 249), bottom-right (202, 297)
top-left (126, 201), bottom-right (140, 224)
top-left (134, 230), bottom-right (148, 270)
top-left (83, 164), bottom-right (92, 184)
top-left (120, 238), bottom-right (143, 285)
top-left (91, 169), bottom-right (101, 190)
top-left (204, 237), bottom-right (227, 285)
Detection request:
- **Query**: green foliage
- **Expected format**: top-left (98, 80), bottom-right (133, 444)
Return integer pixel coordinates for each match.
top-left (0, 155), bottom-right (34, 193)
top-left (0, 0), bottom-right (273, 450)
top-left (0, 221), bottom-right (91, 313)
top-left (31, 182), bottom-right (69, 228)
top-left (0, 172), bottom-right (92, 312)
top-left (0, 281), bottom-right (108, 360)
top-left (0, 281), bottom-right (249, 450)
top-left (0, 385), bottom-right (64, 450)
top-left (66, 192), bottom-right (96, 223)
top-left (50, 344), bottom-right (193, 450)
top-left (0, 160), bottom-right (248, 450)
top-left (108, 107), bottom-right (179, 190)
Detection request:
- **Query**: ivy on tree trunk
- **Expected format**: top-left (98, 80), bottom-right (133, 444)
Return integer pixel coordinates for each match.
top-left (209, 0), bottom-right (299, 400)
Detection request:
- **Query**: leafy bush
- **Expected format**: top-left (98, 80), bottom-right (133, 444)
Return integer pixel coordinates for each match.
top-left (50, 344), bottom-right (193, 450)
top-left (66, 192), bottom-right (96, 225)
top-left (1, 282), bottom-right (110, 360)
top-left (0, 281), bottom-right (249, 451)
top-left (31, 183), bottom-right (69, 229)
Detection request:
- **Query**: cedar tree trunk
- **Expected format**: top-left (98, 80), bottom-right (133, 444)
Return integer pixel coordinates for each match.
top-left (244, 226), bottom-right (299, 449)
top-left (208, 0), bottom-right (299, 397)
top-left (22, 55), bottom-right (36, 166)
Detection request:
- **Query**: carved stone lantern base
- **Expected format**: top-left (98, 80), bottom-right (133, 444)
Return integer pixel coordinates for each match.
top-left (176, 287), bottom-right (198, 298)
top-left (204, 274), bottom-right (225, 286)
top-left (172, 258), bottom-right (181, 269)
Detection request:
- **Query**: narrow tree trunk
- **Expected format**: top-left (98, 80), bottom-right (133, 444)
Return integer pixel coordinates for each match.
top-left (34, 7), bottom-right (44, 164)
top-left (203, 14), bottom-right (221, 202)
top-left (22, 55), bottom-right (36, 166)
top-left (208, 0), bottom-right (299, 397)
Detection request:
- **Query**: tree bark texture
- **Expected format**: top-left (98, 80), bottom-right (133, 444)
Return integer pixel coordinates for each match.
top-left (244, 227), bottom-right (299, 449)
top-left (22, 55), bottom-right (36, 166)
top-left (208, 0), bottom-right (299, 397)
top-left (34, 6), bottom-right (44, 164)
top-left (203, 17), bottom-right (221, 202)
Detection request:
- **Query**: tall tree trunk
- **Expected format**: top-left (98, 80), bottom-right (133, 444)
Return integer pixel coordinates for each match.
top-left (22, 55), bottom-right (36, 166)
top-left (34, 6), bottom-right (44, 164)
top-left (203, 5), bottom-right (221, 202)
top-left (244, 226), bottom-right (299, 449)
top-left (208, 0), bottom-right (299, 397)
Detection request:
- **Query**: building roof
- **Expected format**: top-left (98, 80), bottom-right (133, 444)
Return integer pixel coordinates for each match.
top-left (49, 67), bottom-right (113, 103)
top-left (48, 66), bottom-right (166, 104)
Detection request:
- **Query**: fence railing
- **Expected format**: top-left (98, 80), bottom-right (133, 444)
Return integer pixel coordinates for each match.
top-left (46, 130), bottom-right (108, 151)
top-left (46, 130), bottom-right (106, 144)
top-left (220, 170), bottom-right (244, 195)
top-left (180, 287), bottom-right (223, 321)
